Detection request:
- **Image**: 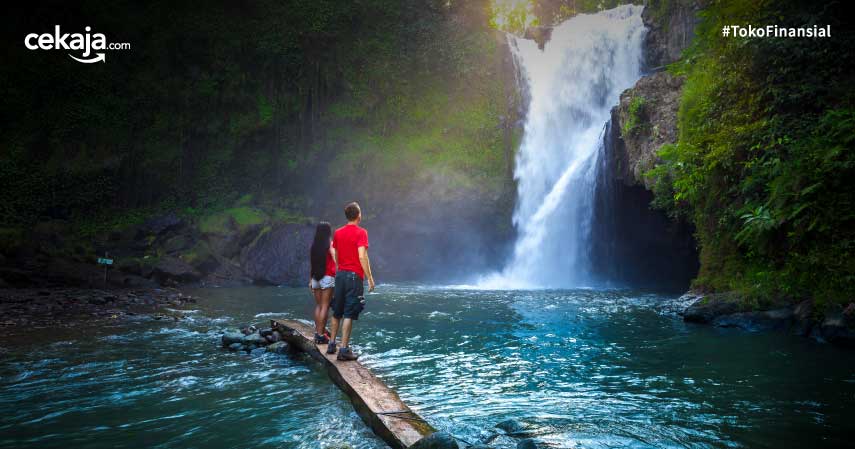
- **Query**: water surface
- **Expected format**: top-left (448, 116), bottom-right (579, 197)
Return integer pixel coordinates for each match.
top-left (2, 285), bottom-right (854, 448)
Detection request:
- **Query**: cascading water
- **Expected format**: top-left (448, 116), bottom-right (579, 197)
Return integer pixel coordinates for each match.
top-left (482, 5), bottom-right (646, 289)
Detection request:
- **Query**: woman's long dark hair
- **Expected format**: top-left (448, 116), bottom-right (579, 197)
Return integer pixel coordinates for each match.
top-left (310, 222), bottom-right (332, 281)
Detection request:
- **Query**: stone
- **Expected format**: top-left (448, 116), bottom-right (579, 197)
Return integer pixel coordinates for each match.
top-left (228, 342), bottom-right (243, 351)
top-left (250, 347), bottom-right (267, 356)
top-left (712, 308), bottom-right (794, 332)
top-left (240, 224), bottom-right (314, 285)
top-left (496, 419), bottom-right (529, 436)
top-left (241, 325), bottom-right (258, 335)
top-left (683, 294), bottom-right (741, 324)
top-left (819, 311), bottom-right (855, 347)
top-left (152, 257), bottom-right (200, 283)
top-left (270, 330), bottom-right (282, 342)
top-left (792, 300), bottom-right (814, 336)
top-left (243, 332), bottom-right (267, 346)
top-left (259, 328), bottom-right (273, 337)
top-left (516, 439), bottom-right (537, 449)
top-left (409, 432), bottom-right (459, 449)
top-left (266, 341), bottom-right (288, 353)
top-left (221, 332), bottom-right (244, 347)
top-left (142, 213), bottom-right (184, 236)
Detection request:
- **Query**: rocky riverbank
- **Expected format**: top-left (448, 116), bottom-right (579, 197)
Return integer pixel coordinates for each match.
top-left (666, 293), bottom-right (855, 347)
top-left (0, 287), bottom-right (197, 333)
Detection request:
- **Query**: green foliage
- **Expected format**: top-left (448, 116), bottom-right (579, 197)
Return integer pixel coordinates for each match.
top-left (646, 0), bottom-right (855, 308)
top-left (1, 0), bottom-right (516, 238)
top-left (621, 95), bottom-right (646, 137)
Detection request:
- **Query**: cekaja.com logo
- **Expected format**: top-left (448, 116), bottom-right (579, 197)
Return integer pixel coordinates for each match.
top-left (24, 26), bottom-right (130, 63)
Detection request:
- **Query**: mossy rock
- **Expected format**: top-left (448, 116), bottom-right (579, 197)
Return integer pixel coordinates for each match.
top-left (199, 207), bottom-right (267, 235)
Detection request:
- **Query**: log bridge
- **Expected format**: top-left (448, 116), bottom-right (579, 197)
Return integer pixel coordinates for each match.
top-left (271, 319), bottom-right (436, 449)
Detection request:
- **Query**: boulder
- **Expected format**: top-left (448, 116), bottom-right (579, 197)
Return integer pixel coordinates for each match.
top-left (222, 331), bottom-right (245, 347)
top-left (819, 310), bottom-right (855, 347)
top-left (142, 213), bottom-right (184, 236)
top-left (240, 224), bottom-right (314, 285)
top-left (516, 439), bottom-right (538, 449)
top-left (227, 342), bottom-right (243, 351)
top-left (152, 257), bottom-right (200, 283)
top-left (496, 419), bottom-right (531, 436)
top-left (409, 432), bottom-right (459, 449)
top-left (792, 300), bottom-right (814, 336)
top-left (712, 308), bottom-right (794, 332)
top-left (243, 332), bottom-right (267, 346)
top-left (683, 294), bottom-right (741, 324)
top-left (266, 341), bottom-right (288, 353)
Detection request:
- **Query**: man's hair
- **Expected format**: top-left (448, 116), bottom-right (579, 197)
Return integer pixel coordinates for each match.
top-left (344, 202), bottom-right (361, 221)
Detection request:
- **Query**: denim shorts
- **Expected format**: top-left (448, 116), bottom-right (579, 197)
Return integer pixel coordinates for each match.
top-left (310, 275), bottom-right (335, 290)
top-left (332, 271), bottom-right (365, 319)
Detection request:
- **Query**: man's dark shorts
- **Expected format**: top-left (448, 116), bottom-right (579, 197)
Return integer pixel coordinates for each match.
top-left (332, 270), bottom-right (364, 320)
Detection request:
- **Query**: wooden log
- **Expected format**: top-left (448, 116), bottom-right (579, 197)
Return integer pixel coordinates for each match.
top-left (271, 319), bottom-right (435, 449)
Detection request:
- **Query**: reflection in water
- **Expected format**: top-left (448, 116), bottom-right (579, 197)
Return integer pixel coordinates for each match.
top-left (1, 285), bottom-right (854, 448)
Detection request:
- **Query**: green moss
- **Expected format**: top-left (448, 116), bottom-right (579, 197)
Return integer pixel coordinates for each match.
top-left (199, 207), bottom-right (266, 234)
top-left (621, 95), bottom-right (646, 138)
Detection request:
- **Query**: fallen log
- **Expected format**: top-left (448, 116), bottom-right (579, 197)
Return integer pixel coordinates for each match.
top-left (271, 319), bottom-right (436, 449)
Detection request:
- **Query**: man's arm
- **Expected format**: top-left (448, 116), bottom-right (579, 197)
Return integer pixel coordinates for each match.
top-left (358, 246), bottom-right (375, 292)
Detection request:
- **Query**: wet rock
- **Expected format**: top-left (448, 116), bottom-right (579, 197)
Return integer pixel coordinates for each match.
top-left (523, 26), bottom-right (552, 50)
top-left (683, 294), bottom-right (741, 324)
top-left (792, 300), bottom-right (814, 336)
top-left (152, 257), bottom-right (200, 284)
top-left (228, 342), bottom-right (243, 351)
top-left (259, 328), bottom-right (273, 337)
top-left (713, 308), bottom-right (794, 332)
top-left (266, 341), bottom-right (287, 353)
top-left (222, 332), bottom-right (245, 347)
top-left (642, 0), bottom-right (704, 68)
top-left (516, 439), bottom-right (538, 449)
top-left (243, 332), bottom-right (267, 346)
top-left (241, 325), bottom-right (258, 335)
top-left (143, 213), bottom-right (184, 236)
top-left (250, 347), bottom-right (267, 356)
top-left (240, 224), bottom-right (314, 286)
top-left (271, 330), bottom-right (282, 342)
top-left (819, 310), bottom-right (855, 347)
top-left (612, 71), bottom-right (684, 188)
top-left (409, 432), bottom-right (459, 449)
top-left (496, 419), bottom-right (528, 436)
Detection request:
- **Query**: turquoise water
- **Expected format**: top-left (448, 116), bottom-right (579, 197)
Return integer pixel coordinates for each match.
top-left (2, 285), bottom-right (854, 448)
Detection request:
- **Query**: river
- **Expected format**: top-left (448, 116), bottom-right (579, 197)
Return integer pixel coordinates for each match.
top-left (2, 285), bottom-right (854, 448)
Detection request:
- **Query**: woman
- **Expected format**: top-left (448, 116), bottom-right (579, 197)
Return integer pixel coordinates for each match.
top-left (309, 221), bottom-right (336, 344)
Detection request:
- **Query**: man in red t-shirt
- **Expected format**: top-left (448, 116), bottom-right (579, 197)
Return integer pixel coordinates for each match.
top-left (326, 202), bottom-right (375, 361)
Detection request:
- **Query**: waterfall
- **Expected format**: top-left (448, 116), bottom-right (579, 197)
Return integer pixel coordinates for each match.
top-left (481, 5), bottom-right (646, 289)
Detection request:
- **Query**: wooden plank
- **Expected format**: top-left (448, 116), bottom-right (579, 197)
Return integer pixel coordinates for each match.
top-left (271, 319), bottom-right (435, 449)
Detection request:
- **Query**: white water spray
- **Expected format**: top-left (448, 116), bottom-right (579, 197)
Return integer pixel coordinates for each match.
top-left (481, 5), bottom-right (646, 289)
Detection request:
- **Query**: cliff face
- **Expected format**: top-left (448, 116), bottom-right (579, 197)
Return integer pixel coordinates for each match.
top-left (586, 0), bottom-right (705, 288)
top-left (612, 72), bottom-right (684, 189)
top-left (610, 0), bottom-right (703, 187)
top-left (642, 0), bottom-right (706, 69)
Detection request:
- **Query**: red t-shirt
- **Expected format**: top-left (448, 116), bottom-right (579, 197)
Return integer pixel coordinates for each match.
top-left (324, 248), bottom-right (336, 277)
top-left (332, 223), bottom-right (369, 279)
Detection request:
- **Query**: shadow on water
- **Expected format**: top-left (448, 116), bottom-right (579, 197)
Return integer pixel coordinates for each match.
top-left (1, 285), bottom-right (854, 449)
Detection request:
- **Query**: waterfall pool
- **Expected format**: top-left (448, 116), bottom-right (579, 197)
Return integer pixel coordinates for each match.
top-left (1, 285), bottom-right (853, 449)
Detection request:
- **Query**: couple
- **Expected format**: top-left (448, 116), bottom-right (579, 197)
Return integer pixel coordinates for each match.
top-left (308, 202), bottom-right (376, 361)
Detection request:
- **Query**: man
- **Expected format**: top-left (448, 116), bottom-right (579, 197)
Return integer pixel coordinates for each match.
top-left (327, 201), bottom-right (375, 361)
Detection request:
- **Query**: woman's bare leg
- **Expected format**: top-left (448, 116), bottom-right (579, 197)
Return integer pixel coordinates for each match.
top-left (312, 288), bottom-right (324, 334)
top-left (319, 288), bottom-right (333, 334)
